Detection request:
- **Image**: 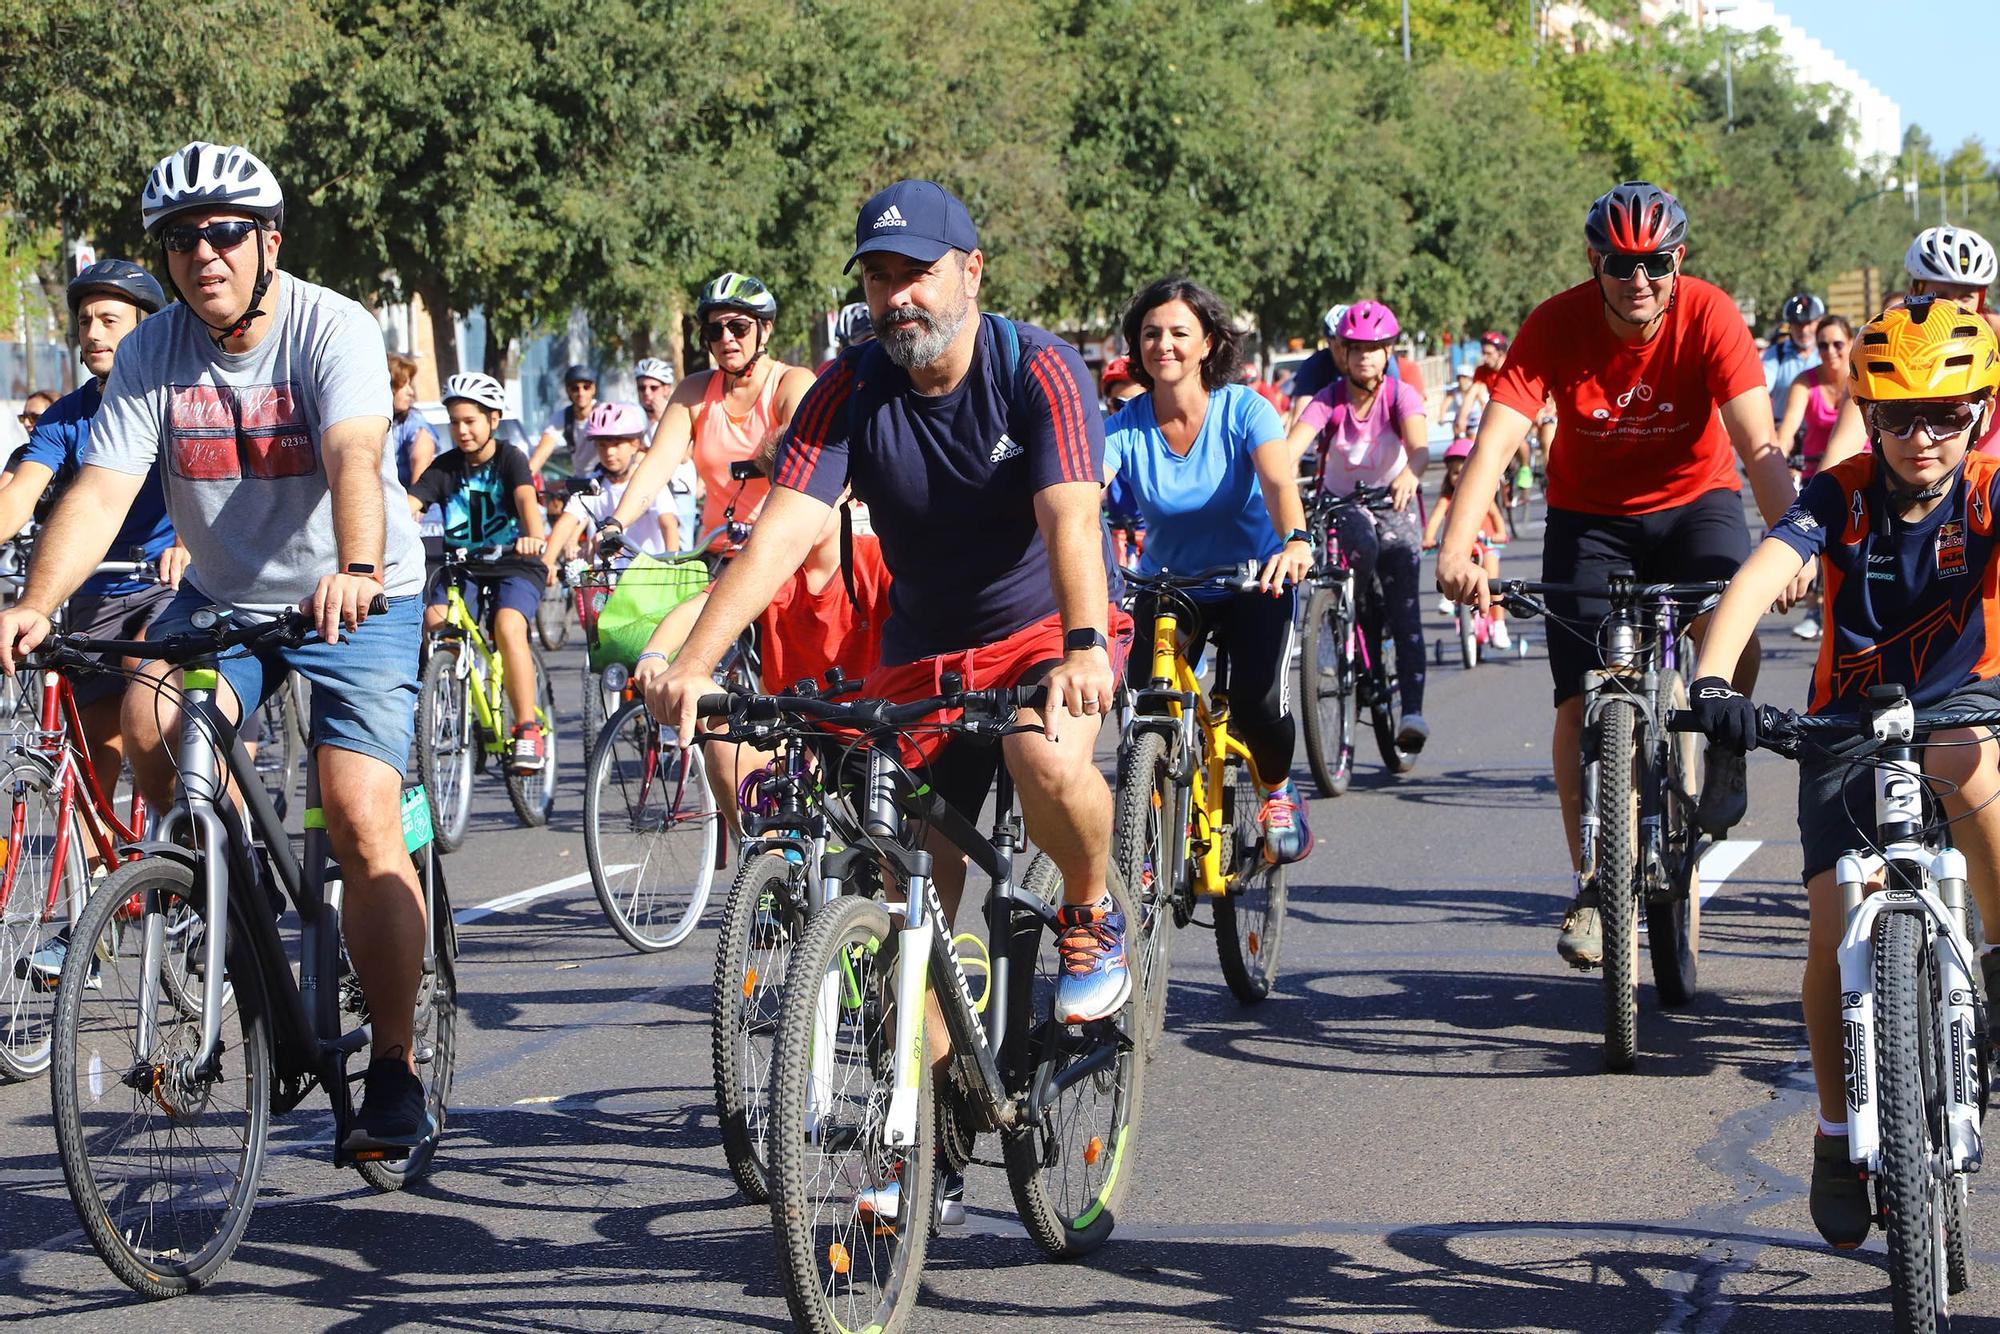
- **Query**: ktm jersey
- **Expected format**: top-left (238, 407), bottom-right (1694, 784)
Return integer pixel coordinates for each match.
top-left (1769, 452), bottom-right (2000, 714)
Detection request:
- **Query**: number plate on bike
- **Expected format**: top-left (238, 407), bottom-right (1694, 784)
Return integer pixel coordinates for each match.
top-left (401, 786), bottom-right (435, 854)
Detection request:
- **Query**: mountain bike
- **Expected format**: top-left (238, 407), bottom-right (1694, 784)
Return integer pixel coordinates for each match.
top-left (1116, 564), bottom-right (1294, 1044)
top-left (43, 606), bottom-right (456, 1297)
top-left (703, 682), bottom-right (1143, 1334)
top-left (1672, 685), bottom-right (1991, 1334)
top-left (1498, 572), bottom-right (1723, 1070)
top-left (415, 547), bottom-right (559, 848)
top-left (1298, 485), bottom-right (1415, 797)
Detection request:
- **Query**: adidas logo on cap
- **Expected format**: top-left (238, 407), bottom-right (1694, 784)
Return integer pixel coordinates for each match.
top-left (872, 205), bottom-right (908, 230)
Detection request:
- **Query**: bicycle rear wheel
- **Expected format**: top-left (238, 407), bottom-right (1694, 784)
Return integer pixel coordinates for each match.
top-left (50, 856), bottom-right (271, 1297)
top-left (1004, 855), bottom-right (1146, 1259)
top-left (584, 699), bottom-right (720, 951)
top-left (1874, 908), bottom-right (1948, 1333)
top-left (0, 757), bottom-right (89, 1080)
top-left (415, 646), bottom-right (474, 852)
top-left (770, 893), bottom-right (931, 1334)
top-left (1592, 698), bottom-right (1641, 1071)
top-left (358, 843), bottom-right (457, 1192)
top-left (1299, 582), bottom-right (1358, 798)
top-left (1111, 730), bottom-right (1178, 1058)
top-left (1648, 671), bottom-right (1701, 1007)
top-left (1214, 765), bottom-right (1288, 1004)
top-left (504, 646), bottom-right (559, 826)
top-left (712, 849), bottom-right (805, 1202)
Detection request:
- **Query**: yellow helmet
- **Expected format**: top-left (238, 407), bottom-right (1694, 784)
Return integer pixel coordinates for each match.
top-left (1850, 296), bottom-right (2000, 402)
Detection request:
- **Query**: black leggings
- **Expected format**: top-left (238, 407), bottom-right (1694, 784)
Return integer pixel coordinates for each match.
top-left (1127, 585), bottom-right (1298, 786)
top-left (1332, 504), bottom-right (1426, 715)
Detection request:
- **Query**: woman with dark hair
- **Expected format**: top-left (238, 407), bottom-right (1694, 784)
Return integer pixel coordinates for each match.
top-left (1105, 276), bottom-right (1317, 863)
top-left (1282, 298), bottom-right (1432, 751)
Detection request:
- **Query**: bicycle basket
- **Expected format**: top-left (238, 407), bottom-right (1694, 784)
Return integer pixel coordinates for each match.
top-left (587, 553), bottom-right (710, 672)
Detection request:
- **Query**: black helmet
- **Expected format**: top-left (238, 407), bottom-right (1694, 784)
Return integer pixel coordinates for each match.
top-left (67, 259), bottom-right (167, 319)
top-left (563, 363), bottom-right (598, 385)
top-left (1781, 291), bottom-right (1826, 325)
top-left (1584, 181), bottom-right (1689, 255)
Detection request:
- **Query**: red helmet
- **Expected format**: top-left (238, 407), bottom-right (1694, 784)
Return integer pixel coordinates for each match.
top-left (1101, 356), bottom-right (1134, 388)
top-left (1585, 181), bottom-right (1688, 255)
top-left (1478, 330), bottom-right (1509, 350)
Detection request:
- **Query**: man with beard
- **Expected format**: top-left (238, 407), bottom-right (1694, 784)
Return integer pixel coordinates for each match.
top-left (643, 179), bottom-right (1132, 1028)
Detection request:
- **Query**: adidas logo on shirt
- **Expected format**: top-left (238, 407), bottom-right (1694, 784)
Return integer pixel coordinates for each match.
top-left (989, 433), bottom-right (1023, 464)
top-left (872, 205), bottom-right (907, 230)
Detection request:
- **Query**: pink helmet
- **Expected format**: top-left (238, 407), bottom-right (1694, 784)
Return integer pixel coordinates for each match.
top-left (586, 400), bottom-right (648, 439)
top-left (1445, 438), bottom-right (1475, 461)
top-left (1336, 299), bottom-right (1401, 343)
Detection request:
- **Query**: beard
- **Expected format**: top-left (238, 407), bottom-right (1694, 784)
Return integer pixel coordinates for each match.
top-left (879, 294), bottom-right (970, 369)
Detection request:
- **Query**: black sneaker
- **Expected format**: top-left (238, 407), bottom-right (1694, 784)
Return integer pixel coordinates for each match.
top-left (1809, 1132), bottom-right (1872, 1249)
top-left (1695, 747), bottom-right (1747, 838)
top-left (343, 1052), bottom-right (432, 1159)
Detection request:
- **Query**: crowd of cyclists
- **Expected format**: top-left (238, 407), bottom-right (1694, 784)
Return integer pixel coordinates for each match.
top-left (8, 135), bottom-right (2000, 1324)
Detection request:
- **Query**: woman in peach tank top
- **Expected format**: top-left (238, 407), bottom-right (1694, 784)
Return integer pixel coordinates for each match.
top-left (603, 272), bottom-right (815, 552)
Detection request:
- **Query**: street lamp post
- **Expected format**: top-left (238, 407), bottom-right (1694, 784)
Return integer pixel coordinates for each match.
top-left (1401, 0), bottom-right (1411, 64)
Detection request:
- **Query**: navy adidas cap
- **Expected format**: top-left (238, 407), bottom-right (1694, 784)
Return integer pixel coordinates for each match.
top-left (845, 179), bottom-right (979, 274)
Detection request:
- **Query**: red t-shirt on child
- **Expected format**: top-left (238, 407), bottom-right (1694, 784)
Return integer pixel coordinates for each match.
top-left (755, 531), bottom-right (893, 692)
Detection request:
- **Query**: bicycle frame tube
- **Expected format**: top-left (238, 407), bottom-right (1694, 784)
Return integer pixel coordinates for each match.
top-left (444, 582), bottom-right (505, 748)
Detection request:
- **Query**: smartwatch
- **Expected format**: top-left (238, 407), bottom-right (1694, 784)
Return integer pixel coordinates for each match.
top-left (1284, 529), bottom-right (1312, 546)
top-left (343, 562), bottom-right (382, 581)
top-left (1064, 627), bottom-right (1109, 655)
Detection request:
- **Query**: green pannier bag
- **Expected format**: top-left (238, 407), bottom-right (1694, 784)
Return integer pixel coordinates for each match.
top-left (587, 553), bottom-right (710, 673)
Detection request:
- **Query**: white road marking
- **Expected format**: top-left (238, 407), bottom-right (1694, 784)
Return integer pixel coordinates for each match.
top-left (1697, 839), bottom-right (1762, 904)
top-left (453, 866), bottom-right (633, 925)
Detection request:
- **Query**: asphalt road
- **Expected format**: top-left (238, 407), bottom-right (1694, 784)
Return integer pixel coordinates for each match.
top-left (6, 498), bottom-right (2000, 1332)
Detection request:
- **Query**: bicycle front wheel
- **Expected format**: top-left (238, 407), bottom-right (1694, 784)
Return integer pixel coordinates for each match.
top-left (535, 581), bottom-right (571, 650)
top-left (1111, 730), bottom-right (1178, 1058)
top-left (504, 646), bottom-right (559, 826)
top-left (1592, 698), bottom-right (1641, 1072)
top-left (51, 855), bottom-right (271, 1297)
top-left (1457, 605), bottom-right (1479, 671)
top-left (584, 699), bottom-right (720, 952)
top-left (0, 756), bottom-right (89, 1080)
top-left (712, 849), bottom-right (805, 1202)
top-left (1299, 582), bottom-right (1357, 798)
top-left (1875, 908), bottom-right (1948, 1332)
top-left (1214, 765), bottom-right (1288, 1005)
top-left (416, 646), bottom-right (474, 852)
top-left (1003, 855), bottom-right (1147, 1259)
top-left (770, 893), bottom-right (932, 1334)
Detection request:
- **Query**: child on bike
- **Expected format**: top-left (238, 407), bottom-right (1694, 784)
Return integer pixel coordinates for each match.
top-left (1422, 439), bottom-right (1510, 651)
top-left (545, 401), bottom-right (681, 565)
top-left (1685, 299), bottom-right (2000, 1249)
top-left (406, 372), bottom-right (551, 773)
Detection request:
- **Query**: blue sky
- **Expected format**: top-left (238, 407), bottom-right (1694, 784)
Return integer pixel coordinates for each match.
top-left (1786, 1), bottom-right (1996, 155)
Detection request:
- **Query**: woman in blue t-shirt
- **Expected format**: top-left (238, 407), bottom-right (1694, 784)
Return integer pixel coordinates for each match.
top-left (1104, 276), bottom-right (1316, 864)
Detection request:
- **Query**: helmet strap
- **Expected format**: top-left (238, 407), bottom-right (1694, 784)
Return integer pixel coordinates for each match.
top-left (162, 221), bottom-right (275, 347)
top-left (723, 321), bottom-right (769, 384)
top-left (1595, 261), bottom-right (1675, 336)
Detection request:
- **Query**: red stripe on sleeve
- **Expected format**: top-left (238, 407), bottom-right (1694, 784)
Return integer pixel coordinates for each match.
top-left (1028, 351), bottom-right (1090, 482)
top-left (775, 362), bottom-right (853, 491)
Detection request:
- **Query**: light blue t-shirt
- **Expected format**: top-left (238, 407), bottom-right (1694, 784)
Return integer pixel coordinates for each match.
top-left (1103, 384), bottom-right (1287, 577)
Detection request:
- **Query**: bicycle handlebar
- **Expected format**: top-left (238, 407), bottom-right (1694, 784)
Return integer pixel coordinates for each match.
top-left (1667, 705), bottom-right (2000, 745)
top-left (1121, 561), bottom-right (1266, 594)
top-left (39, 597), bottom-right (389, 667)
top-left (694, 683), bottom-right (1050, 737)
top-left (1307, 485), bottom-right (1397, 516)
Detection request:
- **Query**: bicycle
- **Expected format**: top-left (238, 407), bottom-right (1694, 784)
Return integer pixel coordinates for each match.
top-left (701, 681), bottom-right (1142, 1334)
top-left (1496, 572), bottom-right (1723, 1070)
top-left (1116, 564), bottom-right (1294, 1042)
top-left (414, 546), bottom-right (560, 849)
top-left (43, 605), bottom-right (457, 1297)
top-left (1671, 685), bottom-right (1990, 1334)
top-left (1297, 484), bottom-right (1416, 797)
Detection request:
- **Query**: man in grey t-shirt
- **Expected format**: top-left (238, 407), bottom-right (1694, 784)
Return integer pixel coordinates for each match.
top-left (0, 142), bottom-right (434, 1156)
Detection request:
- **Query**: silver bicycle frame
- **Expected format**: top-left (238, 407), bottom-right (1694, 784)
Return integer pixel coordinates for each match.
top-left (1834, 696), bottom-right (1983, 1175)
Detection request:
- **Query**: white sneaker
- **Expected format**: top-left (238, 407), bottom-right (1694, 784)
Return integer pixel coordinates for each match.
top-left (1490, 621), bottom-right (1511, 652)
top-left (1791, 616), bottom-right (1820, 641)
top-left (1436, 596), bottom-right (1454, 617)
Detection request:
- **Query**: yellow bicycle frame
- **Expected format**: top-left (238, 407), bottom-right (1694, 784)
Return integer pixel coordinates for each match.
top-left (1147, 607), bottom-right (1266, 898)
top-left (438, 579), bottom-right (528, 755)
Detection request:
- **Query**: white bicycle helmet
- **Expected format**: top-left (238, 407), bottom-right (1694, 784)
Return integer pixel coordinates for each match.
top-left (442, 372), bottom-right (507, 412)
top-left (1321, 303), bottom-right (1349, 340)
top-left (1906, 225), bottom-right (1998, 288)
top-left (141, 142), bottom-right (285, 235)
top-left (834, 302), bottom-right (874, 348)
top-left (633, 357), bottom-right (675, 386)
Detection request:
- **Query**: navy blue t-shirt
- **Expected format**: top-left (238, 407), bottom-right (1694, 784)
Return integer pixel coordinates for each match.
top-left (1769, 451), bottom-right (2000, 715)
top-left (17, 380), bottom-right (177, 596)
top-left (773, 317), bottom-right (1106, 664)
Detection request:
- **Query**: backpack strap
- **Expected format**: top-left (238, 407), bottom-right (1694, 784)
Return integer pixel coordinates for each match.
top-left (839, 500), bottom-right (861, 618)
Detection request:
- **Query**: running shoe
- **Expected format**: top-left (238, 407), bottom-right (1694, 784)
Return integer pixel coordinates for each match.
top-left (509, 721), bottom-right (547, 775)
top-left (1436, 595), bottom-right (1454, 617)
top-left (1260, 780), bottom-right (1314, 865)
top-left (1791, 615), bottom-right (1821, 641)
top-left (343, 1052), bottom-right (433, 1157)
top-left (1396, 712), bottom-right (1430, 753)
top-left (1490, 621), bottom-right (1512, 653)
top-left (1695, 746), bottom-right (1747, 838)
top-left (1809, 1132), bottom-right (1871, 1249)
top-left (1052, 897), bottom-right (1130, 1024)
top-left (18, 930), bottom-right (73, 992)
top-left (1557, 887), bottom-right (1602, 969)
top-left (855, 1160), bottom-right (968, 1227)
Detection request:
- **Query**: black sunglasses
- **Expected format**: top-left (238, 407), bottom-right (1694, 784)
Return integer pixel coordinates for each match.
top-left (160, 219), bottom-right (260, 254)
top-left (1869, 399), bottom-right (1982, 442)
top-left (702, 317), bottom-right (757, 344)
top-left (1599, 251), bottom-right (1677, 281)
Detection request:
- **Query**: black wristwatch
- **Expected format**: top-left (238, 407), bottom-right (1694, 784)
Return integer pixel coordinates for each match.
top-left (1064, 627), bottom-right (1109, 655)
top-left (1284, 528), bottom-right (1312, 546)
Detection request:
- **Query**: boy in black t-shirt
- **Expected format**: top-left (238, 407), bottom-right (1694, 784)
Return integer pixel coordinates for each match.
top-left (408, 373), bottom-right (551, 771)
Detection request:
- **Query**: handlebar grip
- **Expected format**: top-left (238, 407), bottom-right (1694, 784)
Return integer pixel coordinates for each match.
top-left (368, 594), bottom-right (388, 617)
top-left (696, 693), bottom-right (734, 718)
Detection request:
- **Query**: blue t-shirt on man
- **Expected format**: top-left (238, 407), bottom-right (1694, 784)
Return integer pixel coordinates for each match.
top-left (1104, 383), bottom-right (1288, 577)
top-left (18, 379), bottom-right (176, 596)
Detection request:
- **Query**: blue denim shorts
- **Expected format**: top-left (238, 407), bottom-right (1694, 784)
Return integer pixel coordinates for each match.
top-left (148, 586), bottom-right (422, 776)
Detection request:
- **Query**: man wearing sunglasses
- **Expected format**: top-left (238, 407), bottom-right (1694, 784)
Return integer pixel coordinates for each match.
top-left (599, 271), bottom-right (813, 554)
top-left (529, 363), bottom-right (602, 476)
top-left (1764, 291), bottom-right (1824, 425)
top-left (0, 141), bottom-right (432, 1157)
top-left (1437, 179), bottom-right (1801, 969)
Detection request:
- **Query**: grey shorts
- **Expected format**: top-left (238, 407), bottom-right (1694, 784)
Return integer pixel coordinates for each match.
top-left (61, 583), bottom-right (177, 708)
top-left (1795, 677), bottom-right (2000, 884)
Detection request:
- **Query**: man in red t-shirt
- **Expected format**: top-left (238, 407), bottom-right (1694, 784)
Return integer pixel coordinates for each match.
top-left (1437, 181), bottom-right (1802, 969)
